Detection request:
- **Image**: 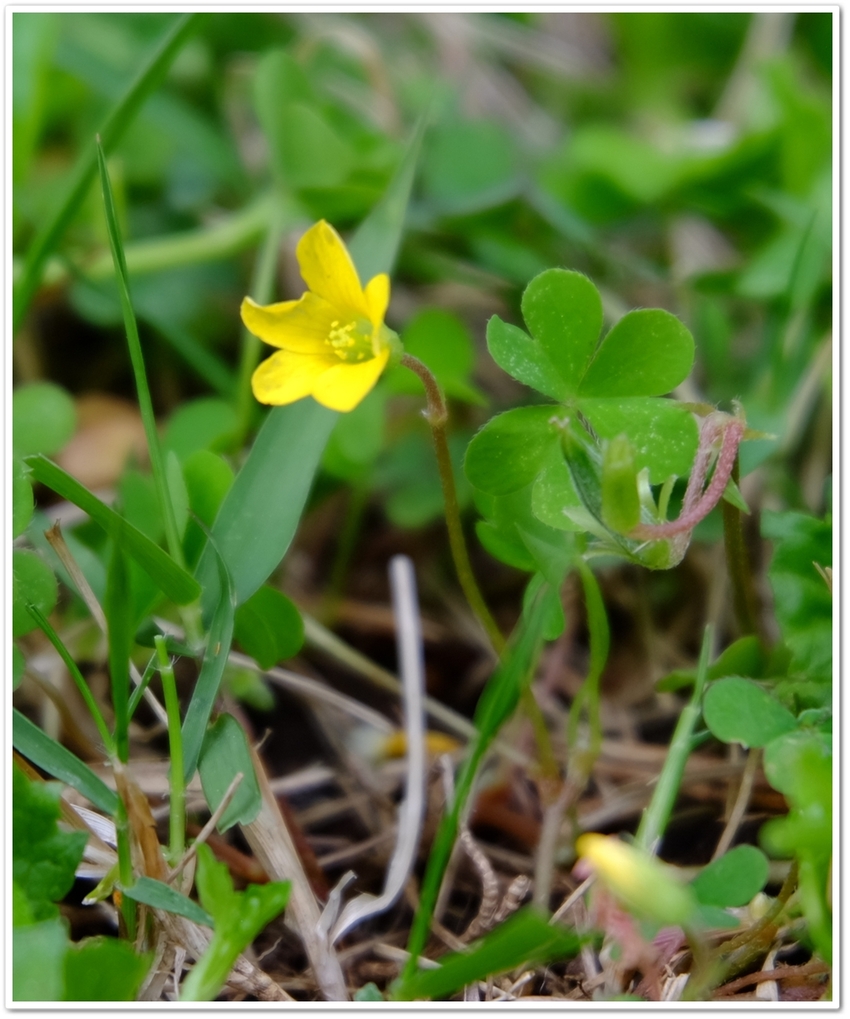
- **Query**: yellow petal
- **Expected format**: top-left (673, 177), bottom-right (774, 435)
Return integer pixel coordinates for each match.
top-left (241, 293), bottom-right (340, 353)
top-left (296, 221), bottom-right (369, 317)
top-left (311, 348), bottom-right (390, 412)
top-left (363, 273), bottom-right (390, 326)
top-left (251, 349), bottom-right (337, 406)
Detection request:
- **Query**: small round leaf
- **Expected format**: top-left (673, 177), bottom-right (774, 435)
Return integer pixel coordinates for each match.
top-left (691, 845), bottom-right (769, 908)
top-left (234, 586), bottom-right (304, 670)
top-left (13, 549), bottom-right (58, 637)
top-left (704, 677), bottom-right (797, 749)
top-left (163, 398), bottom-right (238, 462)
top-left (13, 382), bottom-right (76, 457)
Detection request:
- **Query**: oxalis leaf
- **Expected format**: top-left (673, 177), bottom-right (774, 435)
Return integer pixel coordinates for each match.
top-left (704, 677), bottom-right (797, 749)
top-left (691, 845), bottom-right (769, 909)
top-left (493, 268), bottom-right (694, 400)
top-left (472, 268), bottom-right (698, 561)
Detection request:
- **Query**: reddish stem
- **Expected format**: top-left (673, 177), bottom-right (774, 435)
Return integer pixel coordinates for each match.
top-left (631, 416), bottom-right (744, 540)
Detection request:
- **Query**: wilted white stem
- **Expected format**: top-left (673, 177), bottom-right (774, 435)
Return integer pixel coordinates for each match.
top-left (330, 555), bottom-right (427, 943)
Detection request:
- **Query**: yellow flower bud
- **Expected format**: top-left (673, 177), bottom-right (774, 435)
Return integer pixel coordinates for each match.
top-left (576, 833), bottom-right (696, 927)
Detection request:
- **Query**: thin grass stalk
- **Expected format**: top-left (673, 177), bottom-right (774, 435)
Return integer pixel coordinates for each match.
top-left (95, 141), bottom-right (183, 570)
top-left (635, 625), bottom-right (713, 853)
top-left (567, 559), bottom-right (610, 776)
top-left (25, 602), bottom-right (115, 755)
top-left (95, 141), bottom-right (203, 647)
top-left (155, 635), bottom-right (185, 863)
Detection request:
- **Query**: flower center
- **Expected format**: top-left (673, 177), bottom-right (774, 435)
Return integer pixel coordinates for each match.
top-left (326, 318), bottom-right (376, 363)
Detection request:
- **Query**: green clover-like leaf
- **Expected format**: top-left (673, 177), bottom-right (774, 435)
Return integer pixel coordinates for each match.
top-left (520, 269), bottom-right (603, 396)
top-left (579, 308), bottom-right (694, 397)
top-left (580, 397), bottom-right (698, 483)
top-left (465, 405), bottom-right (563, 496)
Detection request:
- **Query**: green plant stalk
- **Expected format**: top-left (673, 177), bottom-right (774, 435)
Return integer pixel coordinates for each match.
top-left (635, 625), bottom-right (713, 852)
top-left (96, 141), bottom-right (202, 647)
top-left (401, 354), bottom-right (505, 654)
top-left (521, 687), bottom-right (559, 782)
top-left (12, 13), bottom-right (202, 334)
top-left (25, 602), bottom-right (115, 755)
top-left (115, 799), bottom-right (137, 941)
top-left (127, 652), bottom-right (159, 721)
top-left (14, 195), bottom-right (276, 290)
top-left (155, 635), bottom-right (185, 863)
top-left (721, 455), bottom-right (762, 642)
top-left (567, 559), bottom-right (610, 779)
top-left (234, 198), bottom-right (290, 442)
top-left (105, 545), bottom-right (132, 765)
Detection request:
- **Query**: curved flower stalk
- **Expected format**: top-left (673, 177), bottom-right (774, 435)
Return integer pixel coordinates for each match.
top-left (559, 406), bottom-right (749, 571)
top-left (631, 412), bottom-right (745, 541)
top-left (242, 220), bottom-right (399, 412)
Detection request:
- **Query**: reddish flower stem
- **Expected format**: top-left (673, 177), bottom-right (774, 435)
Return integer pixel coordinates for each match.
top-left (631, 416), bottom-right (744, 540)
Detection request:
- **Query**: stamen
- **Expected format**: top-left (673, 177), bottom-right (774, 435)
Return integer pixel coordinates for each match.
top-left (326, 318), bottom-right (374, 362)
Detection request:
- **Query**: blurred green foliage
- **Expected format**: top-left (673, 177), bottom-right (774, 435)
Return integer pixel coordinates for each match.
top-left (12, 11), bottom-right (832, 996)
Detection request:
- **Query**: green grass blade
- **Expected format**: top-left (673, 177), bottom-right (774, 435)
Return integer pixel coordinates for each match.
top-left (105, 546), bottom-right (132, 763)
top-left (567, 559), bottom-right (610, 764)
top-left (402, 593), bottom-right (550, 979)
top-left (25, 455), bottom-right (201, 605)
top-left (13, 13), bottom-right (202, 334)
top-left (635, 625), bottom-right (713, 852)
top-left (347, 110), bottom-right (428, 281)
top-left (396, 907), bottom-right (582, 1001)
top-left (196, 400), bottom-right (337, 611)
top-left (24, 602), bottom-right (114, 755)
top-left (182, 548), bottom-right (236, 782)
top-left (95, 139), bottom-right (184, 572)
top-left (121, 876), bottom-right (213, 928)
top-left (13, 709), bottom-right (119, 815)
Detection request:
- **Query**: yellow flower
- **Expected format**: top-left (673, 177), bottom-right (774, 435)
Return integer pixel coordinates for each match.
top-left (576, 834), bottom-right (696, 926)
top-left (242, 220), bottom-right (395, 412)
